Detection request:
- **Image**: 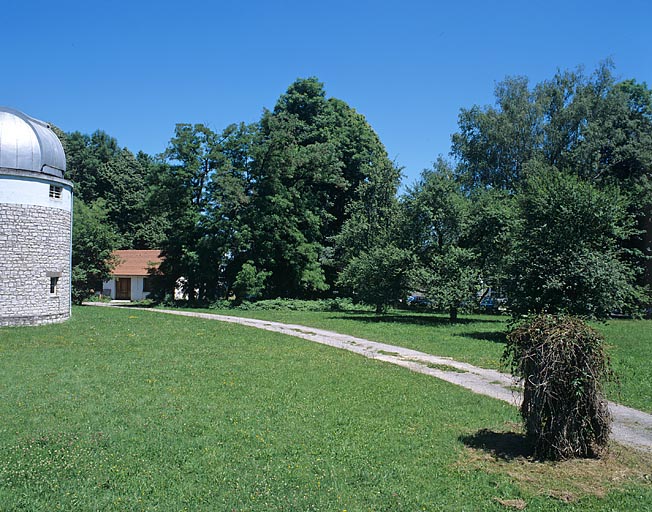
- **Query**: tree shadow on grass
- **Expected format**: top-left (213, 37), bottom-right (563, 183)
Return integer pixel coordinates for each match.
top-left (330, 313), bottom-right (504, 327)
top-left (456, 330), bottom-right (508, 344)
top-left (106, 302), bottom-right (156, 308)
top-left (459, 429), bottom-right (533, 460)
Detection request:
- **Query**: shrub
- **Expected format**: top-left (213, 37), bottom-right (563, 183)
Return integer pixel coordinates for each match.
top-left (233, 298), bottom-right (369, 312)
top-left (232, 262), bottom-right (270, 303)
top-left (208, 299), bottom-right (232, 310)
top-left (506, 168), bottom-right (641, 318)
top-left (504, 314), bottom-right (614, 460)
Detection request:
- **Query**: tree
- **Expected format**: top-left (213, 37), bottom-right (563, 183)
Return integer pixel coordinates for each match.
top-left (451, 63), bottom-right (650, 307)
top-left (333, 133), bottom-right (405, 311)
top-left (145, 77), bottom-right (401, 303)
top-left (63, 130), bottom-right (121, 203)
top-left (402, 159), bottom-right (478, 321)
top-left (534, 67), bottom-right (597, 170)
top-left (334, 189), bottom-right (408, 313)
top-left (451, 76), bottom-right (543, 191)
top-left (245, 78), bottom-right (338, 297)
top-left (154, 123), bottom-right (222, 301)
top-left (506, 168), bottom-right (640, 317)
top-left (232, 261), bottom-right (271, 303)
top-left (451, 63), bottom-right (615, 193)
top-left (462, 188), bottom-right (518, 294)
top-left (574, 78), bottom-right (652, 293)
top-left (71, 198), bottom-right (119, 304)
top-left (246, 77), bottom-right (400, 298)
top-left (204, 122), bottom-right (257, 297)
top-left (62, 130), bottom-right (164, 250)
top-left (96, 148), bottom-right (165, 249)
top-left (338, 245), bottom-right (414, 314)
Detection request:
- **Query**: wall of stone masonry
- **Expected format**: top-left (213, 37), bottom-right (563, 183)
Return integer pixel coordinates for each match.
top-left (0, 203), bottom-right (71, 326)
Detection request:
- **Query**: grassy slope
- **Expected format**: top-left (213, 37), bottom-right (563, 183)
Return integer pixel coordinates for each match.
top-left (196, 308), bottom-right (652, 414)
top-left (0, 307), bottom-right (650, 510)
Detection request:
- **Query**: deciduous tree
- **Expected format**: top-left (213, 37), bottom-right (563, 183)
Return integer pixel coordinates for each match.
top-left (71, 198), bottom-right (119, 304)
top-left (402, 159), bottom-right (477, 321)
top-left (507, 168), bottom-right (640, 317)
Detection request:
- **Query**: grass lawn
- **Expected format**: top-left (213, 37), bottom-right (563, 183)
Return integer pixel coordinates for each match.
top-left (189, 307), bottom-right (652, 414)
top-left (0, 306), bottom-right (650, 511)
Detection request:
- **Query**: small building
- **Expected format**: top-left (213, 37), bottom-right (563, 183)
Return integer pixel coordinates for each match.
top-left (0, 107), bottom-right (73, 327)
top-left (103, 250), bottom-right (162, 301)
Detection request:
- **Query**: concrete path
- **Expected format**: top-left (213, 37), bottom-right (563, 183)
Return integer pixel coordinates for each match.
top-left (87, 303), bottom-right (652, 453)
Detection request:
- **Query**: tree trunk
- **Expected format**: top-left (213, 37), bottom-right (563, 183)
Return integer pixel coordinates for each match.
top-left (449, 305), bottom-right (458, 322)
top-left (642, 208), bottom-right (652, 289)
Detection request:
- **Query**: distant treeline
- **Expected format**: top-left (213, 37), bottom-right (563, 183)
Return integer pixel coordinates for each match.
top-left (65, 63), bottom-right (652, 318)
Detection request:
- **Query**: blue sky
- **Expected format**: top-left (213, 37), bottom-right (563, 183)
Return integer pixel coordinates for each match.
top-left (5, 0), bottom-right (651, 186)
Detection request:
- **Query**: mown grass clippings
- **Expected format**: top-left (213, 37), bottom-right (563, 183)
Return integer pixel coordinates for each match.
top-left (459, 426), bottom-right (652, 504)
top-left (425, 362), bottom-right (468, 373)
top-left (493, 497), bottom-right (527, 509)
top-left (377, 350), bottom-right (401, 357)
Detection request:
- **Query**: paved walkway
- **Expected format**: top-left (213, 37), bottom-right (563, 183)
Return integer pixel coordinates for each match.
top-left (88, 303), bottom-right (652, 453)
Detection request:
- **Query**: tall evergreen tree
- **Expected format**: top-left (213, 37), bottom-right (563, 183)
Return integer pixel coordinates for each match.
top-left (246, 77), bottom-right (400, 298)
top-left (245, 79), bottom-right (336, 297)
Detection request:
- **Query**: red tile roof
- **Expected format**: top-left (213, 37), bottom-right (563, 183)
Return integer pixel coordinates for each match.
top-left (111, 250), bottom-right (163, 276)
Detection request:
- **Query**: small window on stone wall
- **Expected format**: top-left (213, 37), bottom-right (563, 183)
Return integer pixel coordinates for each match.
top-left (49, 185), bottom-right (62, 199)
top-left (50, 277), bottom-right (59, 295)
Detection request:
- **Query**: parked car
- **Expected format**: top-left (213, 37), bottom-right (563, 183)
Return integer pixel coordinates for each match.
top-left (406, 295), bottom-right (431, 307)
top-left (479, 296), bottom-right (507, 314)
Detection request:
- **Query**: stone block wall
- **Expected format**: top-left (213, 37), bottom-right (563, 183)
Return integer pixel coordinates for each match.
top-left (0, 203), bottom-right (71, 326)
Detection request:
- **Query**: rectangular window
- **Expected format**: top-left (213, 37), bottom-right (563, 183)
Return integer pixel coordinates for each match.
top-left (50, 276), bottom-right (59, 295)
top-left (49, 185), bottom-right (62, 199)
top-left (143, 278), bottom-right (152, 293)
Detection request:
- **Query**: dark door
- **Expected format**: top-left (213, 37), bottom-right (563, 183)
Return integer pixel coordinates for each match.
top-left (116, 278), bottom-right (131, 300)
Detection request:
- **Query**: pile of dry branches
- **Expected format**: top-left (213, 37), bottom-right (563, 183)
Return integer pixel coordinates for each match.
top-left (504, 314), bottom-right (614, 460)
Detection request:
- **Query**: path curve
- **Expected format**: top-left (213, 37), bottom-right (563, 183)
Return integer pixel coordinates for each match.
top-left (87, 303), bottom-right (652, 453)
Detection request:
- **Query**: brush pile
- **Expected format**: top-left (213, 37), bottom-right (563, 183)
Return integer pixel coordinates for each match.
top-left (504, 314), bottom-right (614, 460)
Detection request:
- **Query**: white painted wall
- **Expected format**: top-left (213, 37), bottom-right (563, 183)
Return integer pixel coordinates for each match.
top-left (102, 279), bottom-right (115, 298)
top-left (0, 175), bottom-right (72, 211)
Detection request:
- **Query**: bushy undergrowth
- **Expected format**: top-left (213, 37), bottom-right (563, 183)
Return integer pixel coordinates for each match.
top-left (504, 314), bottom-right (614, 460)
top-left (209, 297), bottom-right (372, 312)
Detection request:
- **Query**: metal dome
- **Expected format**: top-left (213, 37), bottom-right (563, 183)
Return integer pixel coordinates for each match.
top-left (0, 107), bottom-right (66, 178)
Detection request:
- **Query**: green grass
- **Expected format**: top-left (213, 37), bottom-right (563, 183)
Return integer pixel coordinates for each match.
top-left (0, 306), bottom-right (650, 510)
top-left (194, 308), bottom-right (510, 368)
top-left (598, 320), bottom-right (652, 414)
top-left (188, 307), bottom-right (652, 413)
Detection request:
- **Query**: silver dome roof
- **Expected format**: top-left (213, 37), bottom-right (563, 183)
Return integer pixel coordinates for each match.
top-left (0, 107), bottom-right (66, 178)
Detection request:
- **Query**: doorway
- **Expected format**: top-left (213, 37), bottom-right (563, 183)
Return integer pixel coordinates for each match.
top-left (116, 278), bottom-right (131, 300)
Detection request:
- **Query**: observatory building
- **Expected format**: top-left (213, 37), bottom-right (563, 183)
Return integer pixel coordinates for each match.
top-left (0, 107), bottom-right (73, 326)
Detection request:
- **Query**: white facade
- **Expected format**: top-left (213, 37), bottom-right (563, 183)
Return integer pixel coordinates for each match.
top-left (0, 174), bottom-right (72, 211)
